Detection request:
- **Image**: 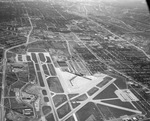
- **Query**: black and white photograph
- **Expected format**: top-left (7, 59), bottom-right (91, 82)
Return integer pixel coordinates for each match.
top-left (0, 0), bottom-right (150, 121)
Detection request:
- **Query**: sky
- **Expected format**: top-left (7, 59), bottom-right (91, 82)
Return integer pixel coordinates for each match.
top-left (66, 0), bottom-right (145, 2)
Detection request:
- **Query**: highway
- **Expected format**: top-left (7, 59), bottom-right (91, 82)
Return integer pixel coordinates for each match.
top-left (24, 4), bottom-right (34, 45)
top-left (0, 49), bottom-right (7, 121)
top-left (0, 2), bottom-right (35, 121)
top-left (60, 33), bottom-right (72, 56)
top-left (0, 37), bottom-right (37, 121)
top-left (26, 16), bottom-right (33, 45)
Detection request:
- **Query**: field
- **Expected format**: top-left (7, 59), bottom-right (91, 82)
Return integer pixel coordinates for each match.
top-left (52, 94), bottom-right (67, 107)
top-left (47, 77), bottom-right (64, 93)
top-left (42, 105), bottom-right (52, 115)
top-left (28, 61), bottom-right (36, 81)
top-left (26, 55), bottom-right (31, 61)
top-left (57, 103), bottom-right (71, 119)
top-left (10, 98), bottom-right (28, 109)
top-left (35, 64), bottom-right (40, 71)
top-left (72, 94), bottom-right (88, 102)
top-left (87, 87), bottom-right (99, 96)
top-left (0, 88), bottom-right (1, 101)
top-left (46, 56), bottom-right (51, 63)
top-left (76, 102), bottom-right (103, 121)
top-left (57, 61), bottom-right (68, 67)
top-left (42, 90), bottom-right (47, 95)
top-left (0, 73), bottom-right (2, 86)
top-left (108, 105), bottom-right (135, 118)
top-left (94, 84), bottom-right (118, 100)
top-left (48, 64), bottom-right (57, 76)
top-left (96, 76), bottom-right (112, 88)
top-left (66, 116), bottom-right (75, 121)
top-left (11, 81), bottom-right (26, 90)
top-left (4, 98), bottom-right (11, 109)
top-left (31, 53), bottom-right (38, 63)
top-left (16, 71), bottom-right (29, 83)
top-left (45, 113), bottom-right (55, 121)
top-left (112, 75), bottom-right (127, 89)
top-left (96, 104), bottom-right (114, 120)
top-left (8, 89), bottom-right (16, 97)
top-left (42, 64), bottom-right (50, 76)
top-left (0, 49), bottom-right (3, 61)
top-left (28, 48), bottom-right (46, 52)
top-left (102, 99), bottom-right (136, 110)
top-left (44, 97), bottom-right (49, 102)
top-left (6, 72), bottom-right (18, 86)
top-left (38, 53), bottom-right (46, 62)
top-left (37, 72), bottom-right (45, 87)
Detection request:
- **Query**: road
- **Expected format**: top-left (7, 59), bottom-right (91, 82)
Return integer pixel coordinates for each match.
top-left (0, 2), bottom-right (35, 120)
top-left (67, 8), bottom-right (150, 59)
top-left (89, 18), bottom-right (150, 90)
top-left (49, 7), bottom-right (148, 120)
top-left (60, 33), bottom-right (72, 56)
top-left (25, 12), bottom-right (33, 45)
top-left (23, 2), bottom-right (33, 45)
top-left (67, 9), bottom-right (150, 92)
top-left (0, 38), bottom-right (37, 121)
top-left (0, 49), bottom-right (7, 121)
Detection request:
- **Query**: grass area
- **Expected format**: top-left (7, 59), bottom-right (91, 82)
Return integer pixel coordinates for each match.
top-left (57, 103), bottom-right (71, 119)
top-left (53, 94), bottom-right (67, 107)
top-left (107, 105), bottom-right (135, 118)
top-left (42, 90), bottom-right (47, 95)
top-left (10, 98), bottom-right (27, 109)
top-left (76, 102), bottom-right (103, 121)
top-left (102, 99), bottom-right (136, 110)
top-left (38, 53), bottom-right (46, 62)
top-left (0, 74), bottom-right (2, 86)
top-left (8, 89), bottom-right (16, 97)
top-left (16, 71), bottom-right (28, 83)
top-left (37, 72), bottom-right (45, 87)
top-left (42, 105), bottom-right (52, 115)
top-left (68, 94), bottom-right (79, 99)
top-left (87, 87), bottom-right (99, 96)
top-left (11, 81), bottom-right (26, 89)
top-left (94, 84), bottom-right (118, 100)
top-left (6, 72), bottom-right (18, 86)
top-left (47, 77), bottom-right (64, 93)
top-left (66, 116), bottom-right (75, 121)
top-left (42, 64), bottom-right (50, 75)
top-left (28, 48), bottom-right (46, 52)
top-left (45, 113), bottom-right (55, 121)
top-left (44, 97), bottom-right (49, 102)
top-left (46, 56), bottom-right (51, 63)
top-left (4, 98), bottom-right (11, 109)
top-left (47, 64), bottom-right (56, 76)
top-left (0, 88), bottom-right (1, 101)
top-left (96, 76), bottom-right (112, 88)
top-left (72, 94), bottom-right (88, 102)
